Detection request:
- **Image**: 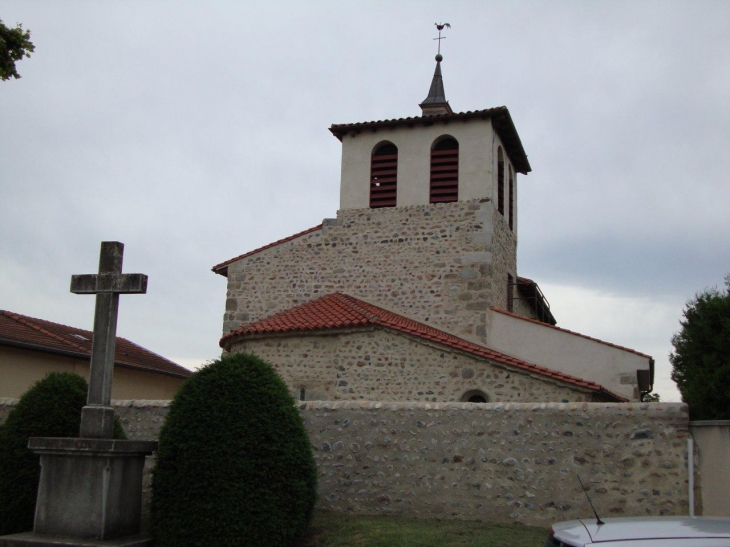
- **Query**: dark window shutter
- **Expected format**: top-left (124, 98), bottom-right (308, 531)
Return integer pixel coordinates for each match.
top-left (430, 138), bottom-right (459, 204)
top-left (508, 168), bottom-right (514, 231)
top-left (497, 151), bottom-right (505, 215)
top-left (370, 143), bottom-right (398, 208)
top-left (507, 274), bottom-right (514, 312)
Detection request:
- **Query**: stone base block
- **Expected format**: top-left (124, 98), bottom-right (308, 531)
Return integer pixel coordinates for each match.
top-left (27, 438), bottom-right (157, 542)
top-left (0, 532), bottom-right (152, 547)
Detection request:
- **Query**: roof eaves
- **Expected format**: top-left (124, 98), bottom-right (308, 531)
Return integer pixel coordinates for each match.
top-left (0, 338), bottom-right (192, 379)
top-left (329, 107), bottom-right (531, 174)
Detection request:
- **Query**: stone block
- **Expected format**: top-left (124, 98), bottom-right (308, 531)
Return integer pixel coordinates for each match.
top-left (28, 438), bottom-right (157, 542)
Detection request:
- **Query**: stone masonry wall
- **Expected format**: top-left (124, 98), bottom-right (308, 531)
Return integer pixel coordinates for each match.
top-left (232, 328), bottom-right (595, 403)
top-left (490, 207), bottom-right (517, 313)
top-left (224, 199), bottom-right (523, 346)
top-left (0, 399), bottom-right (697, 526)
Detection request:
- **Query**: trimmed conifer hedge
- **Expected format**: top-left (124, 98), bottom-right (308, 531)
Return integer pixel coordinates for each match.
top-left (151, 353), bottom-right (317, 547)
top-left (0, 371), bottom-right (124, 535)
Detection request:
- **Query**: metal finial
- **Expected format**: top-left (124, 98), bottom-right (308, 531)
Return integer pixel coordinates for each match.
top-left (433, 22), bottom-right (451, 57)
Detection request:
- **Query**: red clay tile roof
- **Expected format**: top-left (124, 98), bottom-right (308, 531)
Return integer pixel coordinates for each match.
top-left (490, 307), bottom-right (653, 359)
top-left (221, 293), bottom-right (627, 402)
top-left (329, 107), bottom-right (531, 174)
top-left (0, 310), bottom-right (192, 379)
top-left (212, 224), bottom-right (323, 277)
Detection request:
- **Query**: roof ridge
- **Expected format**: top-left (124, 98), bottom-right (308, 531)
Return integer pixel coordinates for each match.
top-left (0, 310), bottom-right (89, 353)
top-left (490, 307), bottom-right (652, 359)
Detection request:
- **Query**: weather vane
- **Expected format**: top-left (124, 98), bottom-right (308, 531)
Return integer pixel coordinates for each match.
top-left (434, 22), bottom-right (451, 57)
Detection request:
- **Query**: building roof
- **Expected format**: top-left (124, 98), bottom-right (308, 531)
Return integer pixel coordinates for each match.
top-left (0, 310), bottom-right (192, 379)
top-left (212, 224), bottom-right (323, 277)
top-left (516, 276), bottom-right (556, 325)
top-left (329, 106), bottom-right (531, 174)
top-left (221, 293), bottom-right (627, 402)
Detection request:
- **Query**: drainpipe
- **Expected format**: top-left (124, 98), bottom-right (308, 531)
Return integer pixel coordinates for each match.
top-left (688, 437), bottom-right (695, 517)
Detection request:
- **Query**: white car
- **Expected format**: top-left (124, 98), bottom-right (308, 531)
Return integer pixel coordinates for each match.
top-left (545, 516), bottom-right (730, 546)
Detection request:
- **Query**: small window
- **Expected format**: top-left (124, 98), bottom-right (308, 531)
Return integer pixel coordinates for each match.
top-left (508, 166), bottom-right (514, 231)
top-left (430, 137), bottom-right (459, 203)
top-left (370, 142), bottom-right (398, 208)
top-left (461, 389), bottom-right (489, 403)
top-left (299, 388), bottom-right (306, 401)
top-left (497, 147), bottom-right (505, 215)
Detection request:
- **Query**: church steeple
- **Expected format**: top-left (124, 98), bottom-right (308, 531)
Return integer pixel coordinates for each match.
top-left (420, 23), bottom-right (453, 117)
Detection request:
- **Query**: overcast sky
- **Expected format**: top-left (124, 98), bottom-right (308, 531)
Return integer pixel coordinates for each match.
top-left (2, 1), bottom-right (729, 402)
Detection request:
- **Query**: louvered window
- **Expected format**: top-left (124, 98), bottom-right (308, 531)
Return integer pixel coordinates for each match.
top-left (370, 143), bottom-right (398, 208)
top-left (497, 147), bottom-right (505, 215)
top-left (430, 137), bottom-right (459, 203)
top-left (508, 166), bottom-right (515, 231)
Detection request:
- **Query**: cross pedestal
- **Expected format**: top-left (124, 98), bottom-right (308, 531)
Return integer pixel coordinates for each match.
top-left (0, 243), bottom-right (158, 547)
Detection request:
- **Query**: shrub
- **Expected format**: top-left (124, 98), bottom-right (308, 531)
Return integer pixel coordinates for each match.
top-left (0, 371), bottom-right (125, 535)
top-left (151, 353), bottom-right (317, 547)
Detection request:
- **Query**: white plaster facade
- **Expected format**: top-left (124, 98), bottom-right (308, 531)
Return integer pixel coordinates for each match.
top-left (485, 308), bottom-right (653, 400)
top-left (338, 118), bottom-right (518, 235)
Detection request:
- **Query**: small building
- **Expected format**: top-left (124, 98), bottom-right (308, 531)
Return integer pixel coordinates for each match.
top-left (0, 309), bottom-right (192, 400)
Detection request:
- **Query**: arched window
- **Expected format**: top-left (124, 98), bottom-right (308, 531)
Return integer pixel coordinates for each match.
top-left (461, 389), bottom-right (489, 403)
top-left (508, 166), bottom-right (514, 231)
top-left (430, 136), bottom-right (459, 203)
top-left (370, 142), bottom-right (398, 208)
top-left (497, 147), bottom-right (505, 215)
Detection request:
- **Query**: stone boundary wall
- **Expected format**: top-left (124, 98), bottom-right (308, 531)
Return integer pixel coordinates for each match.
top-left (0, 399), bottom-right (696, 526)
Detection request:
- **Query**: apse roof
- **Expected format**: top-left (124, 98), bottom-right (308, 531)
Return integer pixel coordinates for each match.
top-left (220, 292), bottom-right (627, 402)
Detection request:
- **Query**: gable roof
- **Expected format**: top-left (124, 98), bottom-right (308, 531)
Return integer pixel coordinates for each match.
top-left (212, 224), bottom-right (323, 277)
top-left (221, 293), bottom-right (627, 402)
top-left (0, 310), bottom-right (192, 379)
top-left (329, 106), bottom-right (531, 174)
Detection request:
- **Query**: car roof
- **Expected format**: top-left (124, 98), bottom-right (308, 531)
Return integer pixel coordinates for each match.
top-left (552, 517), bottom-right (730, 544)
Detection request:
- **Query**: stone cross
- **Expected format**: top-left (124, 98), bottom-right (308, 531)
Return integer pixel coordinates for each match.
top-left (70, 241), bottom-right (148, 438)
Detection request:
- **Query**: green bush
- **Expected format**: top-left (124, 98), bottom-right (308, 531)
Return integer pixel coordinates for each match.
top-left (151, 353), bottom-right (317, 547)
top-left (0, 371), bottom-right (125, 535)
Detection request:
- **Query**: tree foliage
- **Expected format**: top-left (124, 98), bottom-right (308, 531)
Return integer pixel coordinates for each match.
top-left (151, 353), bottom-right (317, 547)
top-left (0, 372), bottom-right (125, 535)
top-left (670, 275), bottom-right (730, 420)
top-left (0, 18), bottom-right (35, 81)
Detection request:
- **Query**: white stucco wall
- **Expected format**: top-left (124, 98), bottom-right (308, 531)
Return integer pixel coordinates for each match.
top-left (485, 309), bottom-right (652, 400)
top-left (691, 421), bottom-right (730, 517)
top-left (338, 118), bottom-right (518, 212)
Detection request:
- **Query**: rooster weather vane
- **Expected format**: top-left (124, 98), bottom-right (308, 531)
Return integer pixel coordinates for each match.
top-left (434, 22), bottom-right (451, 57)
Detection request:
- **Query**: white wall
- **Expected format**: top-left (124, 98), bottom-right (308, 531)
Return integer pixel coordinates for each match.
top-left (339, 119), bottom-right (519, 210)
top-left (485, 309), bottom-right (652, 400)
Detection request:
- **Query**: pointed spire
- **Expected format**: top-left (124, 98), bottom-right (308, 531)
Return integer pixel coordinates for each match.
top-left (420, 23), bottom-right (454, 117)
top-left (420, 55), bottom-right (453, 116)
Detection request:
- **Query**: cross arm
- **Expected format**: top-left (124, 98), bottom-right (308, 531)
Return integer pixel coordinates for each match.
top-left (70, 273), bottom-right (148, 295)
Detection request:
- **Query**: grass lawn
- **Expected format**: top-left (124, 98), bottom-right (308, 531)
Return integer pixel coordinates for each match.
top-left (301, 510), bottom-right (548, 547)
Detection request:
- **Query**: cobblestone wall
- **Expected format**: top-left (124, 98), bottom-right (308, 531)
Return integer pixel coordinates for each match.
top-left (231, 329), bottom-right (594, 403)
top-left (0, 399), bottom-right (695, 526)
top-left (224, 199), bottom-right (523, 345)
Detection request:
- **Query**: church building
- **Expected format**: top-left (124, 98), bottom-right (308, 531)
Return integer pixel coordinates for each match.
top-left (213, 50), bottom-right (654, 404)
